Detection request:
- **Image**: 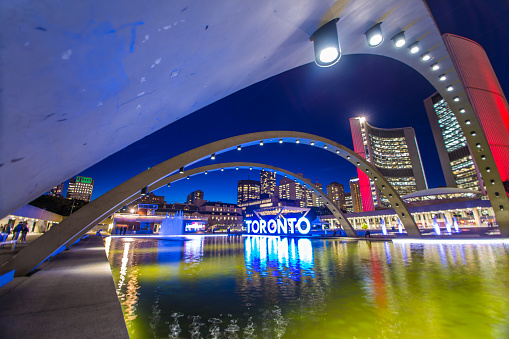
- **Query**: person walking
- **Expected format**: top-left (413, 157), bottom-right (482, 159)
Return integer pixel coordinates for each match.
top-left (20, 222), bottom-right (29, 243)
top-left (12, 222), bottom-right (22, 241)
top-left (4, 224), bottom-right (11, 237)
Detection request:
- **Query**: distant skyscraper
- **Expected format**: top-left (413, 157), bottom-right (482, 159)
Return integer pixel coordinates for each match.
top-left (327, 182), bottom-right (345, 209)
top-left (187, 190), bottom-right (204, 204)
top-left (49, 182), bottom-right (64, 198)
top-left (260, 170), bottom-right (276, 197)
top-left (237, 180), bottom-right (260, 204)
top-left (278, 176), bottom-right (307, 207)
top-left (66, 176), bottom-right (94, 202)
top-left (344, 192), bottom-right (353, 213)
top-left (350, 117), bottom-right (427, 211)
top-left (424, 93), bottom-right (484, 193)
top-left (311, 182), bottom-right (324, 207)
top-left (349, 177), bottom-right (363, 213)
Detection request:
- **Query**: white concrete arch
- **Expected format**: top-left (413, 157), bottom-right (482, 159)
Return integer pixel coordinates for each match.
top-left (1, 130), bottom-right (422, 277)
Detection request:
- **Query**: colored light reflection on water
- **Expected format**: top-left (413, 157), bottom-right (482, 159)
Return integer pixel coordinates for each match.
top-left (107, 236), bottom-right (509, 338)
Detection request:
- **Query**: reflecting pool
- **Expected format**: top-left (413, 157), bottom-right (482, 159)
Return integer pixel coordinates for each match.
top-left (107, 236), bottom-right (509, 338)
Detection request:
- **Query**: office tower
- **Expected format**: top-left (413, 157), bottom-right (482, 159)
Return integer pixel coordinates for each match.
top-left (350, 117), bottom-right (427, 211)
top-left (312, 182), bottom-right (324, 207)
top-left (349, 177), bottom-right (363, 213)
top-left (424, 93), bottom-right (484, 192)
top-left (278, 176), bottom-right (307, 207)
top-left (187, 190), bottom-right (204, 204)
top-left (344, 192), bottom-right (353, 213)
top-left (48, 182), bottom-right (64, 198)
top-left (139, 192), bottom-right (166, 206)
top-left (237, 180), bottom-right (260, 204)
top-left (260, 170), bottom-right (276, 197)
top-left (66, 176), bottom-right (94, 202)
top-left (327, 182), bottom-right (345, 209)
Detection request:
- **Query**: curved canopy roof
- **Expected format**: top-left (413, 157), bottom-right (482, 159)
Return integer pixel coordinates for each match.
top-left (1, 0), bottom-right (445, 217)
top-left (402, 187), bottom-right (482, 199)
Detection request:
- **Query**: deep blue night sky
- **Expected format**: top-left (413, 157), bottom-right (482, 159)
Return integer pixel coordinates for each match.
top-left (72, 0), bottom-right (509, 204)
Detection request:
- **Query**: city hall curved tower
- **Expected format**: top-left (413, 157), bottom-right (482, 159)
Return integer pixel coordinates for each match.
top-left (350, 117), bottom-right (428, 211)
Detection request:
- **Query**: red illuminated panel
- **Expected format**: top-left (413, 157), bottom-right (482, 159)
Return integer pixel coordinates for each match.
top-left (357, 168), bottom-right (375, 211)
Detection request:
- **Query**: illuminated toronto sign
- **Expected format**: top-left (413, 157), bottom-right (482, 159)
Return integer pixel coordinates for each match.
top-left (245, 217), bottom-right (311, 235)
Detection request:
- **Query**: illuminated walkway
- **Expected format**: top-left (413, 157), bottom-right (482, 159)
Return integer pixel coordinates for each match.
top-left (0, 236), bottom-right (128, 338)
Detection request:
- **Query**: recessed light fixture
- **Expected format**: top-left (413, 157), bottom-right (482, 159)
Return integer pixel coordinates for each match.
top-left (431, 63), bottom-right (439, 71)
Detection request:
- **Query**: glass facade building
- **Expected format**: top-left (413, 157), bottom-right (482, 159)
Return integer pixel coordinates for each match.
top-left (237, 180), bottom-right (261, 204)
top-left (350, 118), bottom-right (428, 211)
top-left (66, 176), bottom-right (94, 202)
top-left (424, 93), bottom-right (484, 193)
top-left (260, 170), bottom-right (276, 197)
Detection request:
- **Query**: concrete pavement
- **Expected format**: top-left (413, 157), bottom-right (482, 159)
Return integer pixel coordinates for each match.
top-left (0, 235), bottom-right (128, 339)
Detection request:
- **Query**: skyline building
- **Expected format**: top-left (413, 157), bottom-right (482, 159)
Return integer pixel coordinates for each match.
top-left (260, 170), bottom-right (276, 197)
top-left (311, 182), bottom-right (324, 207)
top-left (278, 176), bottom-right (307, 207)
top-left (344, 192), bottom-right (353, 213)
top-left (66, 176), bottom-right (94, 202)
top-left (327, 182), bottom-right (345, 210)
top-left (187, 190), bottom-right (204, 205)
top-left (350, 117), bottom-right (427, 211)
top-left (48, 183), bottom-right (64, 198)
top-left (349, 177), bottom-right (363, 213)
top-left (424, 92), bottom-right (484, 193)
top-left (237, 179), bottom-right (261, 204)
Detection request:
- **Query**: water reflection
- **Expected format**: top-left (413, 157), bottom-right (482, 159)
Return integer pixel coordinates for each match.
top-left (244, 236), bottom-right (314, 281)
top-left (108, 237), bottom-right (509, 339)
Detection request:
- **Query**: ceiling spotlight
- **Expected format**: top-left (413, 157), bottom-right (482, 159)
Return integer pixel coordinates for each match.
top-left (465, 120), bottom-right (471, 125)
top-left (211, 153), bottom-right (215, 160)
top-left (249, 167), bottom-right (252, 170)
top-left (187, 176), bottom-right (190, 179)
top-left (447, 86), bottom-right (453, 91)
top-left (324, 144), bottom-right (328, 149)
top-left (221, 168), bottom-right (224, 171)
top-left (453, 96), bottom-right (460, 102)
top-left (365, 22), bottom-right (383, 47)
top-left (236, 167), bottom-right (239, 170)
top-left (141, 187), bottom-right (147, 196)
top-left (205, 171), bottom-right (208, 175)
top-left (279, 138), bottom-right (283, 143)
top-left (336, 149), bottom-right (340, 154)
top-left (421, 52), bottom-right (431, 61)
top-left (167, 183), bottom-right (171, 187)
top-left (310, 19), bottom-right (341, 67)
top-left (460, 108), bottom-right (466, 113)
top-left (439, 74), bottom-right (447, 81)
top-left (391, 31), bottom-right (406, 48)
top-left (408, 41), bottom-right (419, 54)
top-left (347, 155), bottom-right (351, 160)
top-left (311, 141), bottom-right (315, 146)
top-left (237, 145), bottom-right (241, 151)
top-left (296, 138), bottom-right (300, 144)
top-left (431, 63), bottom-right (440, 71)
top-left (259, 140), bottom-right (263, 146)
top-left (179, 167), bottom-right (184, 174)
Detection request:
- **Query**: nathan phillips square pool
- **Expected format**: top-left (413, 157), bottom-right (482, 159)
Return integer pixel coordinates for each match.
top-left (106, 236), bottom-right (509, 338)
